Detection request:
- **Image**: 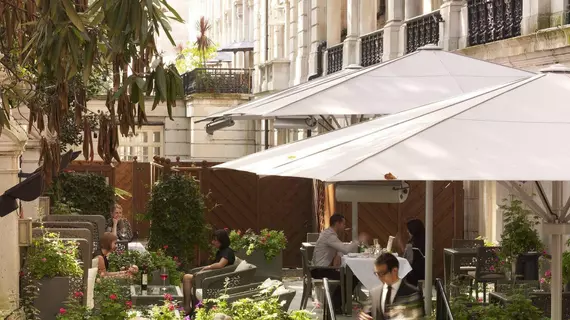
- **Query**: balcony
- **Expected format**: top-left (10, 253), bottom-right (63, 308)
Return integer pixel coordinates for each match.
top-left (182, 68), bottom-right (253, 95)
top-left (467, 0), bottom-right (523, 47)
top-left (360, 29), bottom-right (384, 68)
top-left (406, 10), bottom-right (443, 54)
top-left (326, 43), bottom-right (344, 74)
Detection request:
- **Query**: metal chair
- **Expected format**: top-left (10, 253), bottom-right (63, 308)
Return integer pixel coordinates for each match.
top-left (473, 246), bottom-right (506, 302)
top-left (299, 247), bottom-right (340, 310)
top-left (307, 233), bottom-right (320, 242)
top-left (322, 278), bottom-right (337, 320)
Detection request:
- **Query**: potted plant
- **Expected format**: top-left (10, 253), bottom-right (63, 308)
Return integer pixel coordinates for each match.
top-left (23, 231), bottom-right (83, 319)
top-left (229, 229), bottom-right (287, 281)
top-left (499, 196), bottom-right (544, 280)
top-left (107, 247), bottom-right (182, 286)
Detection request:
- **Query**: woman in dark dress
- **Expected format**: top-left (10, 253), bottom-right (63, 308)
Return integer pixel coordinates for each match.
top-left (402, 219), bottom-right (426, 287)
top-left (97, 232), bottom-right (138, 277)
top-left (182, 229), bottom-right (236, 313)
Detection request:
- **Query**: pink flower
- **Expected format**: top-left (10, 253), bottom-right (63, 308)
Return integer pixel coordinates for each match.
top-left (173, 256), bottom-right (178, 261)
top-left (489, 265), bottom-right (495, 272)
top-left (168, 304), bottom-right (175, 311)
top-left (545, 270), bottom-right (552, 278)
top-left (163, 245), bottom-right (168, 250)
top-left (74, 291), bottom-right (84, 298)
top-left (540, 278), bottom-right (546, 284)
top-left (164, 293), bottom-right (172, 301)
top-left (125, 301), bottom-right (133, 309)
top-left (19, 271), bottom-right (24, 277)
top-left (59, 308), bottom-right (66, 314)
top-left (109, 294), bottom-right (117, 300)
top-left (41, 258), bottom-right (47, 262)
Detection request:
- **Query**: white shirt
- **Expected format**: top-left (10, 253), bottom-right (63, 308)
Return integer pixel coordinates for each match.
top-left (312, 227), bottom-right (359, 267)
top-left (381, 278), bottom-right (402, 313)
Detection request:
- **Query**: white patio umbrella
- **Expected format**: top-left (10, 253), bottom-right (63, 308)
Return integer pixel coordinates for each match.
top-left (199, 45), bottom-right (533, 122)
top-left (215, 72), bottom-right (570, 319)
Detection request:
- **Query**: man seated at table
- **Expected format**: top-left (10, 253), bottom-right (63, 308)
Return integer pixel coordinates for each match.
top-left (312, 213), bottom-right (369, 313)
top-left (359, 253), bottom-right (424, 320)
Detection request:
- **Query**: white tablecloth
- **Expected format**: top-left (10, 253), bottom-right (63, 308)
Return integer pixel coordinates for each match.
top-left (128, 242), bottom-right (147, 252)
top-left (342, 255), bottom-right (412, 290)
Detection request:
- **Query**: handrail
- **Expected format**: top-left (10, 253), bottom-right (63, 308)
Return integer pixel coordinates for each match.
top-left (322, 278), bottom-right (336, 320)
top-left (435, 278), bottom-right (454, 320)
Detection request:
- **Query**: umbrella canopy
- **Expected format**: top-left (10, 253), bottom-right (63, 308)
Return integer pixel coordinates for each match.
top-left (200, 45), bottom-right (534, 122)
top-left (218, 41), bottom-right (254, 52)
top-left (216, 73), bottom-right (570, 181)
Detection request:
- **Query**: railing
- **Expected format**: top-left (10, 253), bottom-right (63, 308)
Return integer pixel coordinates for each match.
top-left (326, 43), bottom-right (343, 74)
top-left (322, 278), bottom-right (336, 320)
top-left (436, 278), bottom-right (454, 320)
top-left (182, 68), bottom-right (253, 95)
top-left (467, 0), bottom-right (523, 47)
top-left (360, 29), bottom-right (384, 67)
top-left (406, 10), bottom-right (443, 53)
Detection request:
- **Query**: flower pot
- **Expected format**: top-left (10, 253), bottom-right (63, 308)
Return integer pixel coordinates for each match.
top-left (34, 276), bottom-right (71, 320)
top-left (515, 252), bottom-right (541, 280)
top-left (236, 249), bottom-right (282, 281)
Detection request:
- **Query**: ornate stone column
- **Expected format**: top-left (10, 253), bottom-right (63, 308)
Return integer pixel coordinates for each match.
top-left (294, 0), bottom-right (310, 84)
top-left (309, 0), bottom-right (326, 77)
top-left (343, 0), bottom-right (360, 67)
top-left (382, 0), bottom-right (405, 61)
top-left (288, 0), bottom-right (298, 87)
top-left (439, 0), bottom-right (464, 51)
top-left (522, 0), bottom-right (550, 35)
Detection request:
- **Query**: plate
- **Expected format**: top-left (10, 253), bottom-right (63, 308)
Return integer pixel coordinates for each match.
top-left (347, 253), bottom-right (358, 257)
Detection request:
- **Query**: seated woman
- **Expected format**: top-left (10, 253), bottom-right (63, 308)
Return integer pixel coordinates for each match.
top-left (401, 219), bottom-right (426, 287)
top-left (182, 229), bottom-right (236, 314)
top-left (97, 232), bottom-right (138, 277)
top-left (106, 204), bottom-right (134, 241)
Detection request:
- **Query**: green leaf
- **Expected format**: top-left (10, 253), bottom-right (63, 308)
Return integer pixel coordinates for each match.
top-left (135, 77), bottom-right (146, 89)
top-left (62, 0), bottom-right (87, 33)
top-left (159, 0), bottom-right (184, 22)
top-left (155, 65), bottom-right (167, 101)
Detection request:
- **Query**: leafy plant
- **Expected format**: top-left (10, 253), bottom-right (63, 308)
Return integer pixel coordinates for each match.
top-left (51, 199), bottom-right (82, 215)
top-left (449, 293), bottom-right (544, 320)
top-left (499, 196), bottom-right (543, 264)
top-left (92, 276), bottom-right (133, 319)
top-left (107, 248), bottom-right (182, 286)
top-left (229, 229), bottom-right (287, 261)
top-left (48, 172), bottom-right (115, 218)
top-left (175, 42), bottom-right (218, 73)
top-left (147, 174), bottom-right (209, 269)
top-left (26, 231), bottom-right (83, 280)
top-left (562, 251), bottom-right (570, 284)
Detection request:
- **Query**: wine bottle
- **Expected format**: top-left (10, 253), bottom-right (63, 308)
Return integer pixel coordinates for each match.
top-left (141, 266), bottom-right (148, 291)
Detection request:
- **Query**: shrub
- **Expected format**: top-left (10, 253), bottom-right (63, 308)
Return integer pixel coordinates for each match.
top-left (48, 172), bottom-right (115, 218)
top-left (26, 231), bottom-right (83, 280)
top-left (107, 248), bottom-right (182, 286)
top-left (229, 229), bottom-right (287, 261)
top-left (499, 196), bottom-right (543, 263)
top-left (147, 174), bottom-right (209, 269)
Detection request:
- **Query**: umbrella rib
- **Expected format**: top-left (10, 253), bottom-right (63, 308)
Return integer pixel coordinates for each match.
top-left (328, 74), bottom-right (545, 180)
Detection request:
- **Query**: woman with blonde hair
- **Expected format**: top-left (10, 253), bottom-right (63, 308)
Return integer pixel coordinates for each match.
top-left (106, 203), bottom-right (133, 241)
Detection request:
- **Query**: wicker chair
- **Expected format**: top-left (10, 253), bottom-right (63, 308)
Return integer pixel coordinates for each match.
top-left (299, 247), bottom-right (341, 310)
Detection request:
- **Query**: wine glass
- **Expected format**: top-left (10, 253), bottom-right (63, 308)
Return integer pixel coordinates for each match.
top-left (160, 267), bottom-right (168, 291)
top-left (119, 227), bottom-right (128, 240)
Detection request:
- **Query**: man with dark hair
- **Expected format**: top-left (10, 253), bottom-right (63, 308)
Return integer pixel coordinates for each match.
top-left (359, 253), bottom-right (424, 320)
top-left (312, 213), bottom-right (369, 313)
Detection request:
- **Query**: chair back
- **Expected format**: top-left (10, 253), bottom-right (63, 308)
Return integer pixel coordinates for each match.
top-left (45, 215), bottom-right (105, 252)
top-left (475, 246), bottom-right (504, 280)
top-left (34, 221), bottom-right (96, 254)
top-left (300, 247), bottom-right (313, 285)
top-left (33, 228), bottom-right (93, 258)
top-left (452, 239), bottom-right (484, 249)
top-left (307, 233), bottom-right (319, 242)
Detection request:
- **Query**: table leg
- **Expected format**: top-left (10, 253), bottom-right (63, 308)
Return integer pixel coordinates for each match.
top-left (344, 266), bottom-right (353, 315)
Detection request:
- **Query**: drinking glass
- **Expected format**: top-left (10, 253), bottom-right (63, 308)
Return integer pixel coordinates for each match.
top-left (160, 267), bottom-right (168, 291)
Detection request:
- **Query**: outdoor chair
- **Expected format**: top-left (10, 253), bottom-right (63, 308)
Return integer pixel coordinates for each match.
top-left (33, 221), bottom-right (96, 254)
top-left (452, 239), bottom-right (483, 273)
top-left (59, 238), bottom-right (91, 304)
top-left (223, 282), bottom-right (297, 310)
top-left (197, 264), bottom-right (258, 300)
top-left (187, 257), bottom-right (243, 290)
top-left (32, 227), bottom-right (93, 259)
top-left (45, 215), bottom-right (106, 253)
top-left (299, 247), bottom-right (341, 310)
top-left (307, 233), bottom-right (320, 242)
top-left (470, 246), bottom-right (506, 302)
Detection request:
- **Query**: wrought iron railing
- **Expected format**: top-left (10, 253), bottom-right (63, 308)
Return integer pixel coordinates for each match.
top-left (182, 68), bottom-right (253, 95)
top-left (436, 278), bottom-right (454, 320)
top-left (467, 0), bottom-right (523, 46)
top-left (326, 43), bottom-right (343, 74)
top-left (360, 29), bottom-right (384, 67)
top-left (405, 10), bottom-right (443, 53)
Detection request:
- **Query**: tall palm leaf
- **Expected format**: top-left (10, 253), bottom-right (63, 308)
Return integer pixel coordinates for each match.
top-left (195, 17), bottom-right (214, 68)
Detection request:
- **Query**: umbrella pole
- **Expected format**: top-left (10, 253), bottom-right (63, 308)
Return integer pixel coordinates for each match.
top-left (552, 181), bottom-right (564, 320)
top-left (425, 181), bottom-right (433, 314)
top-left (352, 201), bottom-right (358, 240)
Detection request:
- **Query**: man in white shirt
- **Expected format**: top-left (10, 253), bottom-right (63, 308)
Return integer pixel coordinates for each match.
top-left (359, 253), bottom-right (424, 320)
top-left (312, 213), bottom-right (368, 313)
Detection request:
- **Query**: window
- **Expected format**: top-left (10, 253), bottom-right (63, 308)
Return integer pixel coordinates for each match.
top-left (118, 126), bottom-right (164, 162)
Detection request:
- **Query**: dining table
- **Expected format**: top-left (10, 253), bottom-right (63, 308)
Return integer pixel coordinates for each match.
top-left (341, 253), bottom-right (412, 315)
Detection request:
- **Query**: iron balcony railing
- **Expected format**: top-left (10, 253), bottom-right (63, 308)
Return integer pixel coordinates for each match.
top-left (182, 68), bottom-right (253, 95)
top-left (326, 43), bottom-right (344, 75)
top-left (406, 10), bottom-right (443, 53)
top-left (360, 29), bottom-right (384, 67)
top-left (467, 0), bottom-right (523, 46)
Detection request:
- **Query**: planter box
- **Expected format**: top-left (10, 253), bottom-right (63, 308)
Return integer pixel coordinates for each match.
top-left (34, 276), bottom-right (71, 320)
top-left (236, 249), bottom-right (282, 281)
top-left (516, 252), bottom-right (541, 280)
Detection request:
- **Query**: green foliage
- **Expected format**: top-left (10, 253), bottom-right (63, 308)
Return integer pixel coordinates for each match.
top-left (563, 251), bottom-right (570, 284)
top-left (48, 172), bottom-right (115, 218)
top-left (147, 174), bottom-right (209, 269)
top-left (26, 231), bottom-right (83, 280)
top-left (51, 199), bottom-right (82, 215)
top-left (499, 196), bottom-right (543, 263)
top-left (229, 229), bottom-right (287, 261)
top-left (175, 42), bottom-right (218, 73)
top-left (449, 294), bottom-right (544, 320)
top-left (107, 249), bottom-right (182, 286)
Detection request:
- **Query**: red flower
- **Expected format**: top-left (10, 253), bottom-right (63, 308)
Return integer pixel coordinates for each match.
top-left (173, 256), bottom-right (178, 261)
top-left (266, 233), bottom-right (271, 238)
top-left (224, 227), bottom-right (229, 231)
top-left (125, 301), bottom-right (133, 309)
top-left (164, 293), bottom-right (173, 301)
top-left (109, 294), bottom-right (117, 300)
top-left (59, 308), bottom-right (66, 314)
top-left (168, 304), bottom-right (175, 311)
top-left (19, 271), bottom-right (24, 277)
top-left (163, 245), bottom-right (168, 250)
top-left (74, 291), bottom-right (84, 299)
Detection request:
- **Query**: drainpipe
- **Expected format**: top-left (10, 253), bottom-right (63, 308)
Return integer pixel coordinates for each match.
top-left (264, 0), bottom-right (270, 150)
